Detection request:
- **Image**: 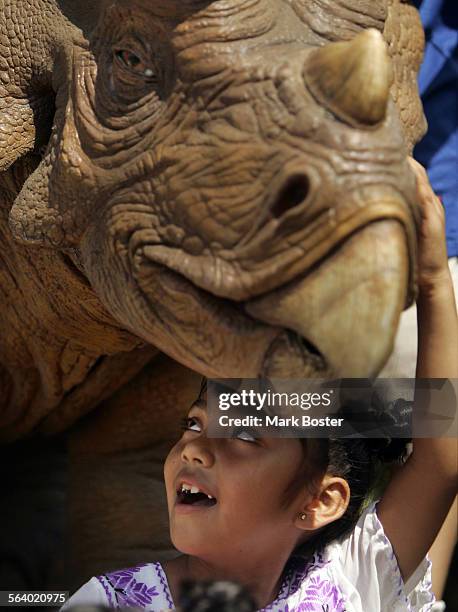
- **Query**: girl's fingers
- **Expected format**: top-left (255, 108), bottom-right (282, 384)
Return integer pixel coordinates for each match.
top-left (408, 157), bottom-right (445, 223)
top-left (407, 156), bottom-right (428, 181)
top-left (433, 198), bottom-right (445, 222)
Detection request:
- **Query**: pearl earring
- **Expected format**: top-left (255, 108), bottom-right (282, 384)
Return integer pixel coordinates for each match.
top-left (299, 512), bottom-right (307, 521)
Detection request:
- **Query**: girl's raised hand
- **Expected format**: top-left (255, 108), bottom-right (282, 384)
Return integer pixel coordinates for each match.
top-left (408, 157), bottom-right (450, 291)
top-left (378, 158), bottom-right (457, 585)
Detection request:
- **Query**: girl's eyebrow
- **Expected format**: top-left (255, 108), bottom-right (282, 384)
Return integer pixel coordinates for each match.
top-left (191, 399), bottom-right (207, 411)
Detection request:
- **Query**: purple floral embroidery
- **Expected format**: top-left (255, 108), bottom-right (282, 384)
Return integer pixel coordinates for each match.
top-left (98, 575), bottom-right (116, 608)
top-left (154, 562), bottom-right (175, 609)
top-left (115, 580), bottom-right (159, 608)
top-left (289, 575), bottom-right (346, 611)
top-left (262, 552), bottom-right (347, 612)
top-left (274, 552), bottom-right (328, 604)
top-left (102, 564), bottom-right (160, 608)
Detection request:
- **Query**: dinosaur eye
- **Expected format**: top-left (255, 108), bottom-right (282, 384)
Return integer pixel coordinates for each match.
top-left (114, 49), bottom-right (157, 80)
top-left (116, 49), bottom-right (141, 69)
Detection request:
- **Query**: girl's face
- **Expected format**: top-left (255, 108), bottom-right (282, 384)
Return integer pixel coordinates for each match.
top-left (164, 397), bottom-right (307, 563)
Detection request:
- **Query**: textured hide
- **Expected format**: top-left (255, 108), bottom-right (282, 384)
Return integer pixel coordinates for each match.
top-left (0, 0), bottom-right (426, 590)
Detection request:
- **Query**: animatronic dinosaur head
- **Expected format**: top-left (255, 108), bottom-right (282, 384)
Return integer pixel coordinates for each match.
top-left (6, 0), bottom-right (426, 378)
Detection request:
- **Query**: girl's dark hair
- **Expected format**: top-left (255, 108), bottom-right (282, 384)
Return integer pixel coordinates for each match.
top-left (288, 390), bottom-right (412, 557)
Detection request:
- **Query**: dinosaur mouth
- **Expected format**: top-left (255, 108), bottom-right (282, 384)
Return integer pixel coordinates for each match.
top-left (135, 216), bottom-right (409, 378)
top-left (133, 185), bottom-right (416, 378)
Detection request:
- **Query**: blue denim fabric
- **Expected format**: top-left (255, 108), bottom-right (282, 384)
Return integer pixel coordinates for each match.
top-left (412, 0), bottom-right (458, 256)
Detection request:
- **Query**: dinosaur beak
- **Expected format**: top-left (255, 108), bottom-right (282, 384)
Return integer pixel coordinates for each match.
top-left (246, 218), bottom-right (411, 377)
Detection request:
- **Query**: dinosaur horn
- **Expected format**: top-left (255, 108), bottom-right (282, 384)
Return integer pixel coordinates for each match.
top-left (304, 29), bottom-right (393, 126)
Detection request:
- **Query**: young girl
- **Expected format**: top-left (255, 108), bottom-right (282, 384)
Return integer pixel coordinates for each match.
top-left (63, 159), bottom-right (458, 611)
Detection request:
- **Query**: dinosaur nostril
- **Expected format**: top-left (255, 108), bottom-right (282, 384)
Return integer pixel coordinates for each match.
top-left (270, 175), bottom-right (310, 219)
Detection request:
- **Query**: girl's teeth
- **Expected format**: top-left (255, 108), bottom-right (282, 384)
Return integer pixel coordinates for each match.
top-left (180, 483), bottom-right (214, 499)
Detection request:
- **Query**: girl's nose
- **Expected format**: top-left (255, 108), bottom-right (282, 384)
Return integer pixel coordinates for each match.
top-left (181, 438), bottom-right (214, 468)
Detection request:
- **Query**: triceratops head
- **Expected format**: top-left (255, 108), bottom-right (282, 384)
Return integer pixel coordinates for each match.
top-left (7, 0), bottom-right (426, 378)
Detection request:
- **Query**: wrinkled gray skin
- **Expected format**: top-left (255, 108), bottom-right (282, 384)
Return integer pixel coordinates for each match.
top-left (0, 0), bottom-right (425, 592)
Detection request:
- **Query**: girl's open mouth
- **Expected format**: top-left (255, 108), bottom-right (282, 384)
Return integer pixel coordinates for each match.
top-left (176, 483), bottom-right (218, 508)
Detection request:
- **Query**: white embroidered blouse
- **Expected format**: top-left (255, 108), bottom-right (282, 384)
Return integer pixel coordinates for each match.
top-left (62, 503), bottom-right (439, 611)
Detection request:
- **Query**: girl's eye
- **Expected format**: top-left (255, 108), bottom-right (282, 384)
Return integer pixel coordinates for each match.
top-left (181, 417), bottom-right (202, 433)
top-left (233, 429), bottom-right (258, 443)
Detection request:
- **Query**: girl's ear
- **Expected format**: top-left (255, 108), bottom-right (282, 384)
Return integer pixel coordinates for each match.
top-left (295, 476), bottom-right (350, 531)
